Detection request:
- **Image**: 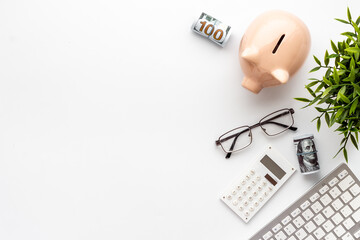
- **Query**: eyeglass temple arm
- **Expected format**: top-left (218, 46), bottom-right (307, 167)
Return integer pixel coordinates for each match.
top-left (260, 121), bottom-right (297, 131)
top-left (262, 109), bottom-right (294, 123)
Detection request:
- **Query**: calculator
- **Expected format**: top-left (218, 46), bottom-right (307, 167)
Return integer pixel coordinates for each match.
top-left (220, 145), bottom-right (296, 223)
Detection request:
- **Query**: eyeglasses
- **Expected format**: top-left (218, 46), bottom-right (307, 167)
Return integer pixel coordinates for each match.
top-left (215, 108), bottom-right (297, 159)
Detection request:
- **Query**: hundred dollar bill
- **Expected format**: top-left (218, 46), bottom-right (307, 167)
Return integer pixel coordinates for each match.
top-left (191, 12), bottom-right (231, 47)
top-left (293, 134), bottom-right (320, 174)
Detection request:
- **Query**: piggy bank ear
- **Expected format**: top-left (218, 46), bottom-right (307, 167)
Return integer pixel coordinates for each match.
top-left (241, 47), bottom-right (259, 63)
top-left (271, 69), bottom-right (289, 83)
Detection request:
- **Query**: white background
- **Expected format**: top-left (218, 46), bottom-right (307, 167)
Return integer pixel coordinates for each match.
top-left (1, 0), bottom-right (360, 239)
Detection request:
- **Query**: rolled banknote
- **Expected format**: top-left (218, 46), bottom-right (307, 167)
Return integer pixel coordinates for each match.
top-left (191, 12), bottom-right (231, 47)
top-left (293, 134), bottom-right (320, 174)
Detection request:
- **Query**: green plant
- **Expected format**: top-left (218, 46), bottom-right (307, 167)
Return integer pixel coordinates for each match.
top-left (295, 7), bottom-right (360, 162)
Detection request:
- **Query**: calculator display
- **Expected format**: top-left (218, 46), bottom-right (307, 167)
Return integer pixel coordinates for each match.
top-left (260, 155), bottom-right (286, 180)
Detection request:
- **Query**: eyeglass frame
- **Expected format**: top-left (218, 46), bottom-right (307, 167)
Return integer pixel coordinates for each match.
top-left (215, 108), bottom-right (297, 159)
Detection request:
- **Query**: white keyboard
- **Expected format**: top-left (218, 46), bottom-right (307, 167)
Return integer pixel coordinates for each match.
top-left (249, 163), bottom-right (360, 240)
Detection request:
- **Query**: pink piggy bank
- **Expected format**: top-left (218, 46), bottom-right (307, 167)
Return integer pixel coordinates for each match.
top-left (239, 10), bottom-right (311, 93)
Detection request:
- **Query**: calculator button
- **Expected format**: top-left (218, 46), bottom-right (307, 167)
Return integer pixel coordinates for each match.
top-left (232, 190), bottom-right (237, 195)
top-left (232, 200), bottom-right (238, 206)
top-left (262, 181), bottom-right (267, 186)
top-left (241, 180), bottom-right (246, 185)
top-left (249, 206), bottom-right (254, 212)
top-left (250, 170), bottom-right (255, 175)
top-left (244, 201), bottom-right (249, 206)
top-left (246, 175), bottom-right (251, 180)
top-left (256, 176), bottom-right (261, 181)
top-left (338, 169), bottom-right (348, 179)
top-left (251, 181), bottom-right (256, 186)
top-left (329, 177), bottom-right (339, 187)
top-left (247, 186), bottom-right (252, 191)
top-left (259, 197), bottom-right (263, 202)
top-left (253, 191), bottom-right (257, 196)
top-left (237, 196), bottom-right (242, 201)
top-left (339, 176), bottom-right (355, 191)
top-left (272, 223), bottom-right (282, 233)
top-left (244, 211), bottom-right (250, 217)
top-left (268, 186), bottom-right (273, 191)
top-left (226, 195), bottom-right (232, 200)
top-left (254, 201), bottom-right (259, 207)
top-left (319, 185), bottom-right (330, 194)
top-left (242, 191), bottom-right (247, 195)
top-left (350, 184), bottom-right (360, 196)
top-left (258, 186), bottom-right (262, 191)
top-left (310, 193), bottom-right (320, 202)
top-left (331, 212), bottom-right (344, 225)
top-left (238, 206), bottom-right (243, 211)
top-left (248, 196), bottom-right (253, 201)
top-left (236, 185), bottom-right (241, 190)
top-left (329, 186), bottom-right (341, 198)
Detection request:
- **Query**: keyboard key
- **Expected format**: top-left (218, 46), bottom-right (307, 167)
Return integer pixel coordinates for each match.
top-left (323, 206), bottom-right (335, 218)
top-left (332, 199), bottom-right (344, 211)
top-left (320, 194), bottom-right (332, 206)
top-left (291, 208), bottom-right (301, 217)
top-left (350, 184), bottom-right (360, 196)
top-left (329, 177), bottom-right (339, 187)
top-left (350, 195), bottom-right (360, 210)
top-left (295, 228), bottom-right (308, 240)
top-left (305, 236), bottom-right (315, 240)
top-left (322, 220), bottom-right (334, 232)
top-left (334, 225), bottom-right (346, 237)
top-left (329, 186), bottom-right (341, 199)
top-left (313, 213), bottom-right (325, 225)
top-left (310, 193), bottom-right (320, 202)
top-left (304, 220), bottom-right (316, 233)
top-left (301, 200), bottom-right (311, 210)
top-left (325, 233), bottom-right (337, 240)
top-left (343, 218), bottom-right (355, 230)
top-left (338, 169), bottom-right (348, 179)
top-left (274, 231), bottom-right (286, 240)
top-left (294, 216), bottom-right (305, 228)
top-left (288, 236), bottom-right (297, 240)
top-left (341, 205), bottom-right (354, 218)
top-left (262, 231), bottom-right (273, 240)
top-left (354, 229), bottom-right (360, 238)
top-left (311, 201), bottom-right (323, 213)
top-left (313, 227), bottom-right (325, 239)
top-left (342, 232), bottom-right (354, 240)
top-left (284, 223), bottom-right (296, 235)
top-left (302, 209), bottom-right (314, 221)
top-left (341, 191), bottom-right (354, 203)
top-left (320, 185), bottom-right (330, 194)
top-left (331, 212), bottom-right (344, 225)
top-left (339, 175), bottom-right (355, 191)
top-left (281, 216), bottom-right (291, 225)
top-left (272, 223), bottom-right (282, 233)
top-left (352, 208), bottom-right (360, 222)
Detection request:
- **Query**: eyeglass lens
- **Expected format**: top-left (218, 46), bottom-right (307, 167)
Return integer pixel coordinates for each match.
top-left (218, 126), bottom-right (252, 153)
top-left (259, 109), bottom-right (294, 136)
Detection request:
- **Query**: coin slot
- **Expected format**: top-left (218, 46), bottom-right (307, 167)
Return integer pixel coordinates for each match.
top-left (272, 34), bottom-right (285, 54)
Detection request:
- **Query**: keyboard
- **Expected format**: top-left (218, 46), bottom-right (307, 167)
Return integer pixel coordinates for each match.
top-left (249, 163), bottom-right (360, 240)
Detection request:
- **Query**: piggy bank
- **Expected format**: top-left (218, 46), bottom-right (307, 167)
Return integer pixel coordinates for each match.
top-left (239, 10), bottom-right (311, 93)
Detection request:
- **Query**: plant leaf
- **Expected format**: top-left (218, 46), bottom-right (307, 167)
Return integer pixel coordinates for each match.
top-left (335, 18), bottom-right (349, 24)
top-left (333, 67), bottom-right (339, 84)
top-left (339, 92), bottom-right (350, 103)
top-left (351, 134), bottom-right (359, 150)
top-left (324, 50), bottom-right (329, 66)
top-left (357, 16), bottom-right (360, 25)
top-left (310, 66), bottom-right (321, 73)
top-left (345, 47), bottom-right (360, 53)
top-left (347, 7), bottom-right (352, 22)
top-left (317, 118), bottom-right (321, 132)
top-left (294, 97), bottom-right (311, 102)
top-left (344, 148), bottom-right (348, 163)
top-left (331, 40), bottom-right (339, 53)
top-left (325, 112), bottom-right (330, 126)
top-left (313, 55), bottom-right (321, 66)
top-left (306, 81), bottom-right (319, 88)
top-left (350, 98), bottom-right (359, 114)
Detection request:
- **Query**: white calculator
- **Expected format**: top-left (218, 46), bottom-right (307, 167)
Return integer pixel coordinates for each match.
top-left (220, 145), bottom-right (296, 223)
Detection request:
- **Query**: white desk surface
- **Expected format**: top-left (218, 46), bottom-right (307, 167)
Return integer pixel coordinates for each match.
top-left (1, 0), bottom-right (360, 239)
